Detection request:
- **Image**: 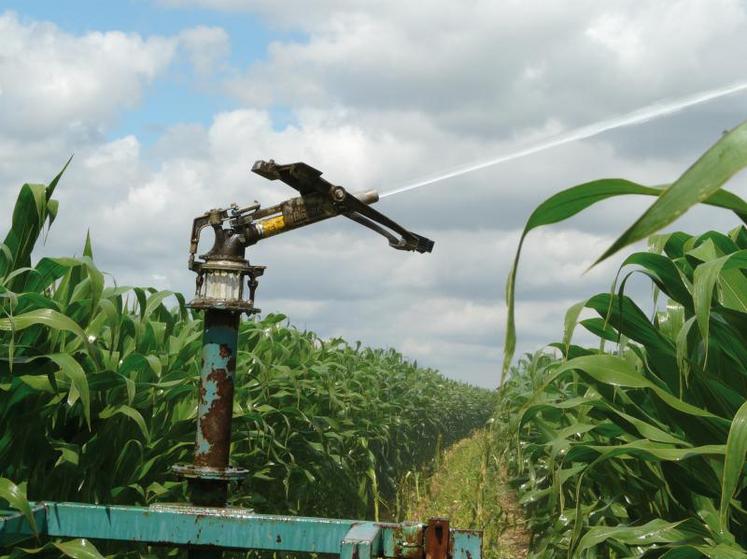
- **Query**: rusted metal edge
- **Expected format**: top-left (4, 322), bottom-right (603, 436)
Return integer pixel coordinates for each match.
top-left (187, 298), bottom-right (260, 314)
top-left (172, 464), bottom-right (248, 481)
top-left (425, 518), bottom-right (449, 559)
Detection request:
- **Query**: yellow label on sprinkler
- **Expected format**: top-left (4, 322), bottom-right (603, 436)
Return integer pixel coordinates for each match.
top-left (262, 215), bottom-right (286, 237)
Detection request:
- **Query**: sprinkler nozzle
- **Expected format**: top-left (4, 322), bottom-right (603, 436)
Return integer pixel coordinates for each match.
top-left (354, 190), bottom-right (379, 205)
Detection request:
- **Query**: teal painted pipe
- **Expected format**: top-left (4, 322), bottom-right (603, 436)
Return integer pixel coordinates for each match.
top-left (0, 502), bottom-right (483, 559)
top-left (2, 503), bottom-right (363, 553)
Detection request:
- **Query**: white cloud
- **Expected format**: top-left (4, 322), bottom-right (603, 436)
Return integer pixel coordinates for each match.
top-left (216, 0), bottom-right (747, 141)
top-left (179, 25), bottom-right (231, 78)
top-left (0, 11), bottom-right (177, 139)
top-left (3, 3), bottom-right (747, 388)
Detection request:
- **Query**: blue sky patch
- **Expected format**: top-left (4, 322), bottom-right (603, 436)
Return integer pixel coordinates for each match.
top-left (3, 0), bottom-right (304, 142)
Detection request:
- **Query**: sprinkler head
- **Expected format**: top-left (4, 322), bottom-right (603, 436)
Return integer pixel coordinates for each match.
top-left (186, 160), bottom-right (433, 313)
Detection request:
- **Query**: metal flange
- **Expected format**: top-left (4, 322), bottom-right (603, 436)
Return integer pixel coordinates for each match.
top-left (172, 464), bottom-right (249, 482)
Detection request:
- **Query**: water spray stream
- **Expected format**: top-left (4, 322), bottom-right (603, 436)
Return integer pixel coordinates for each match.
top-left (380, 80), bottom-right (747, 198)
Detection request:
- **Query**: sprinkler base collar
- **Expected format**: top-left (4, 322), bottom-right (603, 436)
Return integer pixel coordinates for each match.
top-left (173, 464), bottom-right (249, 481)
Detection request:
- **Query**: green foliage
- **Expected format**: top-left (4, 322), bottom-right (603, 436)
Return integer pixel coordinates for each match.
top-left (498, 122), bottom-right (747, 557)
top-left (0, 164), bottom-right (496, 549)
top-left (0, 478), bottom-right (37, 539)
top-left (502, 121), bottom-right (747, 381)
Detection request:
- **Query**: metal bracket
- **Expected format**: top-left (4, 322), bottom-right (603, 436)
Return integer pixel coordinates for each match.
top-left (425, 518), bottom-right (450, 559)
top-left (341, 522), bottom-right (382, 559)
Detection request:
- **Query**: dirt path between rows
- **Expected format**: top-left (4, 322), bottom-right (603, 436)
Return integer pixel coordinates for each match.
top-left (401, 428), bottom-right (530, 559)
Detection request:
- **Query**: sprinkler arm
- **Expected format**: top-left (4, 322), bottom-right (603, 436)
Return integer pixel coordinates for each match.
top-left (250, 160), bottom-right (434, 253)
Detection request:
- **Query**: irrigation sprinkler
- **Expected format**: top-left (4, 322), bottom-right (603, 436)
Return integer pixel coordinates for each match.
top-left (177, 160), bottom-right (433, 512)
top-left (1, 161), bottom-right (481, 559)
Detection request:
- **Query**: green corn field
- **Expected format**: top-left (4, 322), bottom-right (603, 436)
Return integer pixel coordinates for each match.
top-left (493, 121), bottom-right (747, 557)
top-left (3, 123), bottom-right (747, 559)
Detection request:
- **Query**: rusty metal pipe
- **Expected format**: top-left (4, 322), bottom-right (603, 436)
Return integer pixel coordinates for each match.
top-left (185, 309), bottom-right (241, 559)
top-left (190, 309), bottom-right (240, 506)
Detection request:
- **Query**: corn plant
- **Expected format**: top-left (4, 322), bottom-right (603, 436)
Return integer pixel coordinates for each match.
top-left (498, 121), bottom-right (747, 557)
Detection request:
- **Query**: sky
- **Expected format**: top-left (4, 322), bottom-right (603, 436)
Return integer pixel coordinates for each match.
top-left (1, 0), bottom-right (747, 388)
